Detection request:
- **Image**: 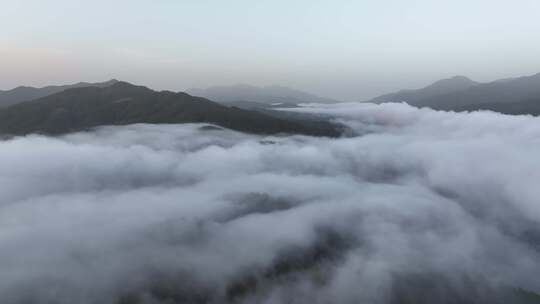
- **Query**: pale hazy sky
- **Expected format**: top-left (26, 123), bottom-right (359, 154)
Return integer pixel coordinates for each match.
top-left (1, 0), bottom-right (540, 100)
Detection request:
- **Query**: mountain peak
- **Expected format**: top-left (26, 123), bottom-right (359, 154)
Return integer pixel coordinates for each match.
top-left (95, 79), bottom-right (120, 86)
top-left (369, 75), bottom-right (479, 104)
top-left (0, 79), bottom-right (126, 108)
top-left (370, 71), bottom-right (540, 113)
top-left (430, 75), bottom-right (477, 87)
top-left (450, 75), bottom-right (473, 81)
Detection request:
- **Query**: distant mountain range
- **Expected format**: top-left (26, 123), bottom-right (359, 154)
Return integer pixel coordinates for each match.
top-left (187, 84), bottom-right (341, 110)
top-left (0, 79), bottom-right (119, 108)
top-left (369, 76), bottom-right (479, 104)
top-left (0, 82), bottom-right (341, 137)
top-left (368, 72), bottom-right (540, 115)
top-left (4, 71), bottom-right (540, 139)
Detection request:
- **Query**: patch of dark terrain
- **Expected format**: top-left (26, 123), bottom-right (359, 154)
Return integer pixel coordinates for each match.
top-left (225, 227), bottom-right (352, 302)
top-left (198, 125), bottom-right (224, 131)
top-left (115, 227), bottom-right (353, 304)
top-left (115, 228), bottom-right (540, 304)
top-left (254, 107), bottom-right (353, 137)
top-left (216, 192), bottom-right (304, 223)
top-left (258, 139), bottom-right (276, 145)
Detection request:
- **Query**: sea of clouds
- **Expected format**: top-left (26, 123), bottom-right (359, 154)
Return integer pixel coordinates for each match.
top-left (1, 103), bottom-right (540, 303)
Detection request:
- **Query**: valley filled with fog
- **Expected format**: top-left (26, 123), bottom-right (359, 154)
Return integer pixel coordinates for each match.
top-left (1, 103), bottom-right (540, 303)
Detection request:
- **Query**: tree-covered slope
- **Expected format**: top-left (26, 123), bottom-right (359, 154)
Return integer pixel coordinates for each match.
top-left (0, 82), bottom-right (341, 137)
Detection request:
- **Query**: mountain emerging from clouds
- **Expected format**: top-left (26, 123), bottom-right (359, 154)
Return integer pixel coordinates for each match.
top-left (368, 72), bottom-right (540, 115)
top-left (369, 76), bottom-right (479, 105)
top-left (0, 82), bottom-right (341, 137)
top-left (187, 84), bottom-right (341, 107)
top-left (0, 79), bottom-right (119, 108)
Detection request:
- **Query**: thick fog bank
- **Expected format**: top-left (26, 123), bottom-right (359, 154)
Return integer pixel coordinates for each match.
top-left (1, 104), bottom-right (540, 303)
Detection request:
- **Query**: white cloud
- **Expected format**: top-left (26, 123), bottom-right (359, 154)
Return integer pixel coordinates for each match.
top-left (1, 105), bottom-right (540, 303)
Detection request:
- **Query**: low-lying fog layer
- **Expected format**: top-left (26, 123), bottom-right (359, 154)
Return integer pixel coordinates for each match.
top-left (1, 103), bottom-right (540, 304)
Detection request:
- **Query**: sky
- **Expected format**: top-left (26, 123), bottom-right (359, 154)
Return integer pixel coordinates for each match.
top-left (1, 0), bottom-right (540, 100)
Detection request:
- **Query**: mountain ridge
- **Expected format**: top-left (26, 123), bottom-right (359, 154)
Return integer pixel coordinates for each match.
top-left (0, 79), bottom-right (119, 108)
top-left (367, 72), bottom-right (540, 115)
top-left (187, 84), bottom-right (341, 105)
top-left (0, 81), bottom-right (342, 137)
top-left (369, 75), bottom-right (479, 104)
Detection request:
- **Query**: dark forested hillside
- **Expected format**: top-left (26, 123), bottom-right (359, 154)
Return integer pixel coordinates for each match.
top-left (455, 97), bottom-right (540, 115)
top-left (411, 73), bottom-right (540, 111)
top-left (368, 73), bottom-right (540, 116)
top-left (0, 82), bottom-right (341, 137)
top-left (369, 76), bottom-right (479, 104)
